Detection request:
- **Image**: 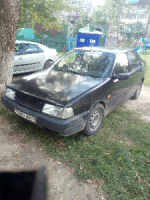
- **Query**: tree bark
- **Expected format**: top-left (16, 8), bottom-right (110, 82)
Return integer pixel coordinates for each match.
top-left (0, 0), bottom-right (21, 93)
top-left (145, 3), bottom-right (150, 38)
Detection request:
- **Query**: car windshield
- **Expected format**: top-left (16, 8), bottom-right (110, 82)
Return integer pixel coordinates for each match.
top-left (52, 49), bottom-right (115, 78)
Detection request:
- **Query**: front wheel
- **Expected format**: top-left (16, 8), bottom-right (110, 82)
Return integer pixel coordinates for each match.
top-left (130, 81), bottom-right (142, 100)
top-left (82, 104), bottom-right (105, 136)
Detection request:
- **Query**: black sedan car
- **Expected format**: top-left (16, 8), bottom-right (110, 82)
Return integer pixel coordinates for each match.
top-left (2, 47), bottom-right (146, 136)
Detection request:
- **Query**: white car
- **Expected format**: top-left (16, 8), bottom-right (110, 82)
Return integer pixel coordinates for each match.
top-left (14, 40), bottom-right (58, 74)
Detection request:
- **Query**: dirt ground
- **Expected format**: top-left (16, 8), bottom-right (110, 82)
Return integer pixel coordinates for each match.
top-left (124, 85), bottom-right (150, 121)
top-left (0, 85), bottom-right (150, 200)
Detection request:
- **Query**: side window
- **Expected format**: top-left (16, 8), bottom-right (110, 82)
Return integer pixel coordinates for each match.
top-left (24, 44), bottom-right (39, 54)
top-left (114, 54), bottom-right (129, 75)
top-left (38, 47), bottom-right (44, 53)
top-left (128, 51), bottom-right (141, 71)
top-left (15, 44), bottom-right (23, 55)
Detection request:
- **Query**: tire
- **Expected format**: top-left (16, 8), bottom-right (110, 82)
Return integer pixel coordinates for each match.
top-left (43, 59), bottom-right (53, 69)
top-left (130, 81), bottom-right (142, 100)
top-left (82, 104), bottom-right (105, 136)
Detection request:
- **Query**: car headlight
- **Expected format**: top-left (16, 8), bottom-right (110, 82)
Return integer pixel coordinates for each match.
top-left (5, 88), bottom-right (15, 100)
top-left (42, 104), bottom-right (74, 119)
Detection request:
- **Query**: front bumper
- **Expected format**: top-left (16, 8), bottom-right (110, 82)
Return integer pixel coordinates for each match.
top-left (2, 96), bottom-right (89, 136)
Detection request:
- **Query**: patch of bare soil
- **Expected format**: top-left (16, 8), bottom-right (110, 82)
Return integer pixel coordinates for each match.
top-left (0, 117), bottom-right (103, 200)
top-left (124, 85), bottom-right (150, 121)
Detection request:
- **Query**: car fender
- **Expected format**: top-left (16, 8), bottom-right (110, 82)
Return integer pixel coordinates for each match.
top-left (43, 56), bottom-right (54, 64)
top-left (89, 100), bottom-right (106, 114)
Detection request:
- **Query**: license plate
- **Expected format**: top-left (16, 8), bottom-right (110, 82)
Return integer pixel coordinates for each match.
top-left (14, 108), bottom-right (36, 123)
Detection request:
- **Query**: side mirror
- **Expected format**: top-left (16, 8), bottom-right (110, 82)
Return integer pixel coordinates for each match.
top-left (113, 73), bottom-right (130, 80)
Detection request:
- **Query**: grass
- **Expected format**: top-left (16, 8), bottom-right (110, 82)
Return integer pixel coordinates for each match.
top-left (140, 54), bottom-right (150, 87)
top-left (0, 104), bottom-right (150, 200)
top-left (58, 51), bottom-right (66, 58)
top-left (1, 54), bottom-right (150, 200)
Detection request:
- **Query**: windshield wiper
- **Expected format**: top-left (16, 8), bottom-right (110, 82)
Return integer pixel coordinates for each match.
top-left (68, 70), bottom-right (89, 76)
top-left (53, 68), bottom-right (87, 76)
top-left (68, 70), bottom-right (82, 75)
top-left (53, 67), bottom-right (67, 72)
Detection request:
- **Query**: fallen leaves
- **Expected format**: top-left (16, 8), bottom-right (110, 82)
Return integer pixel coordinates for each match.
top-left (58, 140), bottom-right (65, 146)
top-left (143, 179), bottom-right (150, 187)
top-left (14, 155), bottom-right (18, 158)
top-left (70, 168), bottom-right (75, 173)
top-left (76, 195), bottom-right (80, 199)
top-left (70, 169), bottom-right (75, 173)
top-left (104, 153), bottom-right (110, 156)
top-left (122, 121), bottom-right (128, 125)
top-left (118, 157), bottom-right (121, 161)
top-left (115, 167), bottom-right (122, 175)
top-left (85, 141), bottom-right (89, 144)
top-left (136, 172), bottom-right (141, 182)
top-left (20, 142), bottom-right (25, 147)
top-left (86, 180), bottom-right (92, 184)
top-left (87, 156), bottom-right (90, 160)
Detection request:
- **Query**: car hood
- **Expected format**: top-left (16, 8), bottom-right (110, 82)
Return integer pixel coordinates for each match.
top-left (9, 69), bottom-right (107, 105)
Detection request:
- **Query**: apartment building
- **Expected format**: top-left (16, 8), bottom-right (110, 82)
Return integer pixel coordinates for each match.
top-left (123, 0), bottom-right (150, 38)
top-left (58, 0), bottom-right (93, 24)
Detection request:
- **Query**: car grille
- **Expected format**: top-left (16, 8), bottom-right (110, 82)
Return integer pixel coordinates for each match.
top-left (15, 91), bottom-right (44, 112)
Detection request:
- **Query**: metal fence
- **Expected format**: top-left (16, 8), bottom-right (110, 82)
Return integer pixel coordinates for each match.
top-left (43, 38), bottom-right (66, 52)
top-left (67, 37), bottom-right (77, 50)
top-left (16, 36), bottom-right (66, 52)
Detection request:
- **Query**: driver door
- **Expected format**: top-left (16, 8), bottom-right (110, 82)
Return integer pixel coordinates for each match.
top-left (107, 53), bottom-right (131, 112)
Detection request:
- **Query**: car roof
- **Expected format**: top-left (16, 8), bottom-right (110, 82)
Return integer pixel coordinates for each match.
top-left (15, 40), bottom-right (55, 50)
top-left (75, 47), bottom-right (134, 55)
top-left (16, 40), bottom-right (41, 45)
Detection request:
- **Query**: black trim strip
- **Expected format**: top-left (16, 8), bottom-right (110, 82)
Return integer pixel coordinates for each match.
top-left (14, 62), bottom-right (41, 67)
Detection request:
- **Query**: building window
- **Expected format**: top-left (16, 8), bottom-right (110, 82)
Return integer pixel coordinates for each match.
top-left (141, 6), bottom-right (146, 10)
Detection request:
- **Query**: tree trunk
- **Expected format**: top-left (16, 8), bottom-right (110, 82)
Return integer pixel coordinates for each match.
top-left (145, 3), bottom-right (150, 38)
top-left (0, 0), bottom-right (21, 93)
